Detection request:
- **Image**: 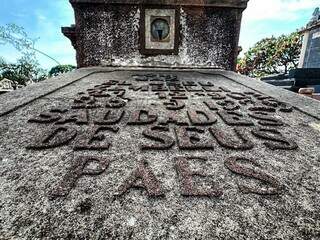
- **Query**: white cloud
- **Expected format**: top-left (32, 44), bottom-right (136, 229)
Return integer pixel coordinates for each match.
top-left (32, 1), bottom-right (76, 69)
top-left (239, 0), bottom-right (318, 53)
top-left (242, 0), bottom-right (319, 23)
top-left (35, 11), bottom-right (47, 22)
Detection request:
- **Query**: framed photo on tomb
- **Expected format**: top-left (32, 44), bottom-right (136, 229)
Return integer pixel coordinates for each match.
top-left (139, 7), bottom-right (180, 55)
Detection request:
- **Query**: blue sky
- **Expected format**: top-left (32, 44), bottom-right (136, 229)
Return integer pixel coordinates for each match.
top-left (0, 0), bottom-right (318, 69)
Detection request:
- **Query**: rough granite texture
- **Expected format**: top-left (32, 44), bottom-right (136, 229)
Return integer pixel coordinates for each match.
top-left (0, 67), bottom-right (320, 239)
top-left (65, 2), bottom-right (244, 70)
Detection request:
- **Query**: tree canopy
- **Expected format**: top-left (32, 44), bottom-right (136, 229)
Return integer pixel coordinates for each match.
top-left (0, 24), bottom-right (75, 87)
top-left (49, 65), bottom-right (76, 77)
top-left (237, 32), bottom-right (302, 78)
top-left (0, 59), bottom-right (76, 86)
top-left (0, 56), bottom-right (47, 86)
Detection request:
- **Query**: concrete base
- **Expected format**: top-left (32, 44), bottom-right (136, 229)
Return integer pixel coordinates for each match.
top-left (0, 68), bottom-right (319, 239)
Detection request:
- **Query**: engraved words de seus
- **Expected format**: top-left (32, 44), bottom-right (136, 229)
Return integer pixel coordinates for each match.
top-left (26, 73), bottom-right (298, 199)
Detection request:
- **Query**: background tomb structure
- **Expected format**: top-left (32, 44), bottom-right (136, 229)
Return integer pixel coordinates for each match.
top-left (262, 7), bottom-right (320, 98)
top-left (299, 7), bottom-right (320, 68)
top-left (0, 78), bottom-right (15, 94)
top-left (1, 1), bottom-right (320, 239)
top-left (62, 0), bottom-right (248, 70)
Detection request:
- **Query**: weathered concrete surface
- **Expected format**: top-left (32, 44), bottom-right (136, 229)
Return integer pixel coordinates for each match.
top-left (0, 67), bottom-right (320, 239)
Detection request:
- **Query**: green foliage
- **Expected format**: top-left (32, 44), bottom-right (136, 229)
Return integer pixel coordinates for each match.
top-left (0, 23), bottom-right (73, 87)
top-left (49, 65), bottom-right (76, 77)
top-left (0, 56), bottom-right (47, 86)
top-left (237, 32), bottom-right (302, 78)
top-left (0, 56), bottom-right (5, 66)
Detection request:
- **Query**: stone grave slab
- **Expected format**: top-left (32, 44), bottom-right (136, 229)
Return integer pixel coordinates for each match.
top-left (0, 67), bottom-right (320, 239)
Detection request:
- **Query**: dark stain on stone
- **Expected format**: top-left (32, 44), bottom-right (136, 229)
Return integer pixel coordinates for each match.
top-left (76, 198), bottom-right (93, 214)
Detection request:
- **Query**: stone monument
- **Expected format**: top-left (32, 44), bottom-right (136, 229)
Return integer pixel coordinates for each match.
top-left (0, 78), bottom-right (15, 94)
top-left (1, 1), bottom-right (320, 239)
top-left (62, 0), bottom-right (248, 70)
top-left (299, 7), bottom-right (320, 68)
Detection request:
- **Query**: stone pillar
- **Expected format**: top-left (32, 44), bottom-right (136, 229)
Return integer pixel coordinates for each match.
top-left (298, 31), bottom-right (310, 68)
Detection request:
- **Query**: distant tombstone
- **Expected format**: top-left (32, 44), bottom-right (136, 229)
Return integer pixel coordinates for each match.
top-left (307, 7), bottom-right (320, 27)
top-left (299, 7), bottom-right (320, 68)
top-left (0, 78), bottom-right (14, 93)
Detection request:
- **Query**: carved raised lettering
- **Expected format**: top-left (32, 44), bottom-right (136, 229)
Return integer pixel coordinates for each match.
top-left (159, 112), bottom-right (189, 126)
top-left (219, 87), bottom-right (231, 92)
top-left (204, 100), bottom-right (219, 111)
top-left (188, 110), bottom-right (217, 126)
top-left (164, 74), bottom-right (178, 82)
top-left (164, 99), bottom-right (185, 110)
top-left (208, 92), bottom-right (226, 100)
top-left (202, 86), bottom-right (220, 92)
top-left (218, 110), bottom-right (254, 126)
top-left (107, 88), bottom-right (126, 98)
top-left (156, 92), bottom-right (167, 99)
top-left (251, 127), bottom-right (298, 150)
top-left (248, 106), bottom-right (276, 112)
top-left (239, 98), bottom-right (255, 105)
top-left (225, 156), bottom-right (281, 195)
top-left (49, 156), bottom-right (110, 199)
top-left (72, 95), bottom-right (101, 109)
top-left (116, 161), bottom-right (164, 197)
top-left (194, 92), bottom-right (206, 97)
top-left (169, 92), bottom-right (188, 100)
top-left (129, 85), bottom-right (149, 92)
top-left (55, 109), bottom-right (89, 125)
top-left (182, 81), bottom-right (197, 86)
top-left (175, 127), bottom-right (214, 150)
top-left (118, 80), bottom-right (132, 86)
top-left (28, 108), bottom-right (67, 124)
top-left (248, 112), bottom-right (283, 126)
top-left (262, 99), bottom-right (293, 112)
top-left (278, 102), bottom-right (293, 113)
top-left (25, 74), bottom-right (302, 201)
top-left (261, 98), bottom-right (280, 107)
top-left (209, 127), bottom-right (254, 150)
top-left (227, 92), bottom-right (248, 100)
top-left (87, 89), bottom-right (111, 98)
top-left (175, 157), bottom-right (223, 197)
top-left (105, 97), bottom-right (126, 108)
top-left (199, 81), bottom-right (214, 87)
top-left (27, 126), bottom-right (77, 149)
top-left (141, 126), bottom-right (175, 150)
top-left (185, 85), bottom-right (203, 92)
top-left (74, 126), bottom-right (119, 150)
top-left (94, 109), bottom-right (124, 125)
top-left (217, 100), bottom-right (240, 111)
top-left (132, 74), bottom-right (148, 81)
top-left (168, 83), bottom-right (185, 92)
top-left (128, 110), bottom-right (157, 125)
top-left (151, 84), bottom-right (168, 92)
top-left (103, 80), bottom-right (118, 85)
